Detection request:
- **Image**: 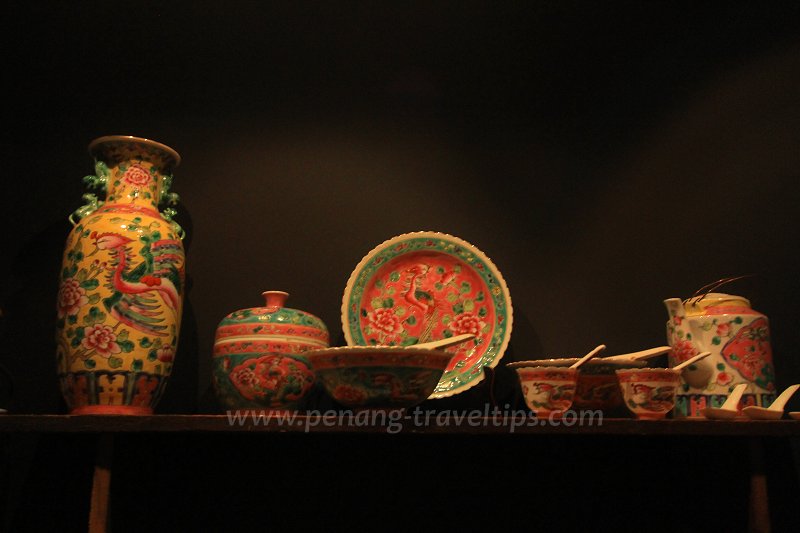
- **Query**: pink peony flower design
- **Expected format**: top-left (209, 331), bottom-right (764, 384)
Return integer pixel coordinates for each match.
top-left (449, 312), bottom-right (486, 336)
top-left (57, 278), bottom-right (88, 318)
top-left (672, 316), bottom-right (683, 325)
top-left (716, 323), bottom-right (732, 337)
top-left (671, 339), bottom-right (698, 363)
top-left (122, 164), bottom-right (152, 187)
top-left (368, 307), bottom-right (403, 336)
top-left (716, 371), bottom-right (733, 386)
top-left (81, 324), bottom-right (121, 357)
top-left (229, 366), bottom-right (259, 400)
top-left (157, 345), bottom-right (175, 363)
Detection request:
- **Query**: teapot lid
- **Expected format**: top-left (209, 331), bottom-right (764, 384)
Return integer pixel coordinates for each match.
top-left (685, 293), bottom-right (751, 316)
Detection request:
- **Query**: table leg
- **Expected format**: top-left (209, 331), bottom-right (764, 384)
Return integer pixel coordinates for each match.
top-left (748, 437), bottom-right (770, 533)
top-left (88, 434), bottom-right (113, 533)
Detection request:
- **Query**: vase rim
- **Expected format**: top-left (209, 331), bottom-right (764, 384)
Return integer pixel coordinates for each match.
top-left (88, 135), bottom-right (181, 168)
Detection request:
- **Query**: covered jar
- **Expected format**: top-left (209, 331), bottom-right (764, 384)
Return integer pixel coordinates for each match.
top-left (212, 291), bottom-right (329, 410)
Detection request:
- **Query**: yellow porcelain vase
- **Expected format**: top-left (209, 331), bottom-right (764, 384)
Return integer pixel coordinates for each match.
top-left (55, 136), bottom-right (185, 415)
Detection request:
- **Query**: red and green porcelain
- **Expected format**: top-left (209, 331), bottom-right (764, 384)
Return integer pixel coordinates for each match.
top-left (342, 231), bottom-right (513, 399)
top-left (664, 293), bottom-right (776, 418)
top-left (508, 358), bottom-right (645, 413)
top-left (212, 291), bottom-right (328, 410)
top-left (616, 369), bottom-right (680, 419)
top-left (56, 135), bottom-right (185, 415)
top-left (513, 367), bottom-right (577, 418)
top-left (306, 346), bottom-right (453, 408)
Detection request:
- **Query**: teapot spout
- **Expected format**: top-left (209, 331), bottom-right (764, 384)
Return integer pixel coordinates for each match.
top-left (664, 298), bottom-right (686, 320)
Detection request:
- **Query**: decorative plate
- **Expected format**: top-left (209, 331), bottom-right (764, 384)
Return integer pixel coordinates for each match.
top-left (342, 231), bottom-right (513, 398)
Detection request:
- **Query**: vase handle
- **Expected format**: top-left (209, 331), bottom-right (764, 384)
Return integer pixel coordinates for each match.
top-left (159, 174), bottom-right (185, 240)
top-left (84, 160), bottom-right (110, 191)
top-left (69, 161), bottom-right (110, 226)
top-left (160, 207), bottom-right (186, 240)
top-left (68, 193), bottom-right (104, 226)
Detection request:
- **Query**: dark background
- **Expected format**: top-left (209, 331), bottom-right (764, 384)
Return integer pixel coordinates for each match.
top-left (2, 1), bottom-right (800, 531)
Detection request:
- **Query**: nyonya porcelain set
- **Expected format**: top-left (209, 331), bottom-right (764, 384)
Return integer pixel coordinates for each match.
top-left (54, 136), bottom-right (797, 419)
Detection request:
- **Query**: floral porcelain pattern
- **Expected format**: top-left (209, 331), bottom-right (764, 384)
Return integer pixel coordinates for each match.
top-left (616, 370), bottom-right (679, 419)
top-left (508, 358), bottom-right (645, 412)
top-left (515, 368), bottom-right (576, 416)
top-left (56, 137), bottom-right (184, 414)
top-left (624, 384), bottom-right (676, 412)
top-left (225, 355), bottom-right (315, 408)
top-left (342, 232), bottom-right (512, 399)
top-left (212, 292), bottom-right (328, 410)
top-left (307, 347), bottom-right (452, 408)
top-left (57, 216), bottom-right (183, 374)
top-left (665, 296), bottom-right (776, 417)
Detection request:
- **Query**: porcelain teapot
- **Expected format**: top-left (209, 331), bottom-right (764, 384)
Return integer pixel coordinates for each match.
top-left (664, 293), bottom-right (776, 417)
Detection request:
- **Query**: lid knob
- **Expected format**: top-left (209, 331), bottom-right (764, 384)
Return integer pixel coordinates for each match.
top-left (262, 290), bottom-right (289, 310)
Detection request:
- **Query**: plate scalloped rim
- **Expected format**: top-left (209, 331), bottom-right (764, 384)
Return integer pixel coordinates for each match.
top-left (341, 230), bottom-right (513, 399)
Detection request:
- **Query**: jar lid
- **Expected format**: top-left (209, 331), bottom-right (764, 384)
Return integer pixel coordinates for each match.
top-left (219, 291), bottom-right (329, 333)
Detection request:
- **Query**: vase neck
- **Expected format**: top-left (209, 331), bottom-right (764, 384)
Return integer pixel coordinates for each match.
top-left (103, 159), bottom-right (165, 210)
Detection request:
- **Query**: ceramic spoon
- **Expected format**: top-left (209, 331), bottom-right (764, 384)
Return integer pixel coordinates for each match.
top-left (415, 333), bottom-right (476, 351)
top-left (569, 344), bottom-right (607, 370)
top-left (700, 383), bottom-right (748, 420)
top-left (671, 351), bottom-right (711, 372)
top-left (742, 384), bottom-right (800, 420)
top-left (601, 346), bottom-right (671, 362)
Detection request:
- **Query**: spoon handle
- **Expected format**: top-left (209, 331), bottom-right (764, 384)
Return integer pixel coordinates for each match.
top-left (570, 344), bottom-right (606, 370)
top-left (601, 346), bottom-right (671, 362)
top-left (720, 383), bottom-right (748, 411)
top-left (672, 351), bottom-right (711, 372)
top-left (416, 333), bottom-right (475, 350)
top-left (768, 384), bottom-right (800, 411)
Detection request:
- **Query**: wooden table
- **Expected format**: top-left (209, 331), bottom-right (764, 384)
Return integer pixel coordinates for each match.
top-left (2, 415), bottom-right (798, 532)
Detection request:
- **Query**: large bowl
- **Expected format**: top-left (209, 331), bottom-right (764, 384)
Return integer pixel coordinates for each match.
top-left (507, 357), bottom-right (647, 412)
top-left (305, 346), bottom-right (454, 408)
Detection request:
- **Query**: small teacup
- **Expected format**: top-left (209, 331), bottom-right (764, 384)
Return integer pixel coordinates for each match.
top-left (514, 367), bottom-right (577, 418)
top-left (616, 369), bottom-right (680, 419)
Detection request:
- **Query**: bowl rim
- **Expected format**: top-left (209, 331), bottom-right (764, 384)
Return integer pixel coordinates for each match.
top-left (507, 358), bottom-right (646, 369)
top-left (614, 367), bottom-right (679, 375)
top-left (513, 366), bottom-right (579, 376)
top-left (305, 345), bottom-right (453, 358)
top-left (615, 368), bottom-right (681, 383)
top-left (305, 346), bottom-right (456, 371)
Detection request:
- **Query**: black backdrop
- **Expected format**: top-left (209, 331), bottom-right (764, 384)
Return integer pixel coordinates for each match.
top-left (2, 2), bottom-right (800, 531)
